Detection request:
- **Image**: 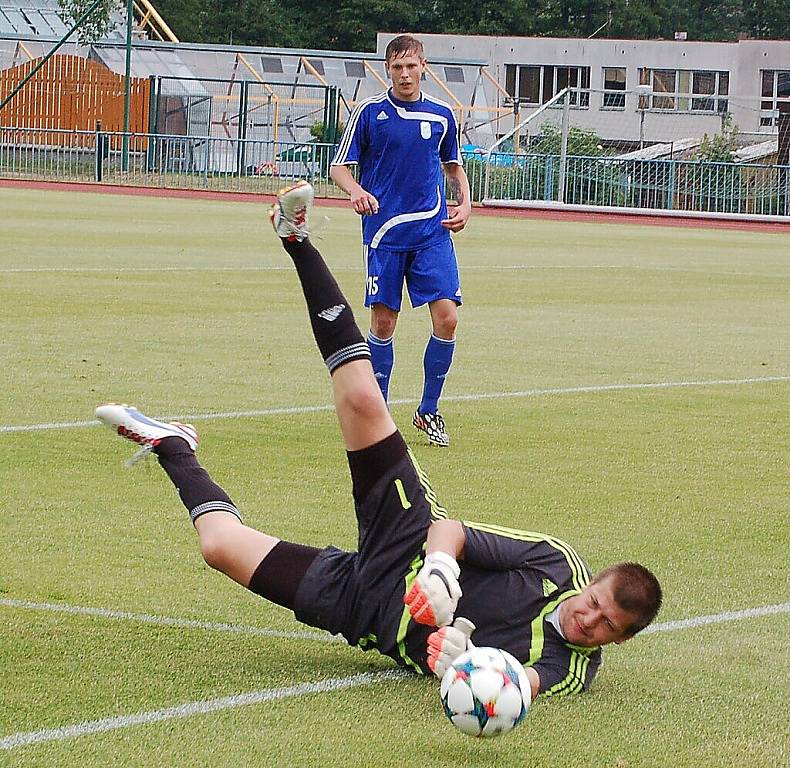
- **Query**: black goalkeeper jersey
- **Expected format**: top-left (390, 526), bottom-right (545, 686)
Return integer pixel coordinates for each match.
top-left (293, 448), bottom-right (602, 696)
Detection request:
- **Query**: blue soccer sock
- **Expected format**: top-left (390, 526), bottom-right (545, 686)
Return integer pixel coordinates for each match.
top-left (419, 334), bottom-right (455, 414)
top-left (368, 331), bottom-right (394, 401)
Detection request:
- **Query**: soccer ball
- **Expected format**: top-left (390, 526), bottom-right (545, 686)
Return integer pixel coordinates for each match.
top-left (440, 647), bottom-right (531, 738)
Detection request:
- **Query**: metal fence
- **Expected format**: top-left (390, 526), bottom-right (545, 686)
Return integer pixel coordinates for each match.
top-left (0, 125), bottom-right (341, 195)
top-left (1, 125), bottom-right (788, 216)
top-left (466, 152), bottom-right (789, 215)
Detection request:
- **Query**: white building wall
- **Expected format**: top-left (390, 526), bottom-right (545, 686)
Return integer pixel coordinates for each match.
top-left (378, 33), bottom-right (790, 145)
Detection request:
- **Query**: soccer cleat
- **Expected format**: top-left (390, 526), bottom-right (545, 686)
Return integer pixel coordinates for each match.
top-left (413, 410), bottom-right (449, 447)
top-left (269, 180), bottom-right (314, 242)
top-left (95, 403), bottom-right (198, 466)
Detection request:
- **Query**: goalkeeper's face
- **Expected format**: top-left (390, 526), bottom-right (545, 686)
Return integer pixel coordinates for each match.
top-left (558, 576), bottom-right (638, 648)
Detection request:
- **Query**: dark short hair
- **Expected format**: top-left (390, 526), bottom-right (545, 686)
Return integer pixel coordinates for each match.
top-left (594, 562), bottom-right (662, 636)
top-left (385, 35), bottom-right (424, 62)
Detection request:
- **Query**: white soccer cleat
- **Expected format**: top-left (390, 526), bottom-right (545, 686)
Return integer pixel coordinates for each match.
top-left (95, 403), bottom-right (198, 465)
top-left (269, 179), bottom-right (314, 242)
top-left (413, 410), bottom-right (450, 447)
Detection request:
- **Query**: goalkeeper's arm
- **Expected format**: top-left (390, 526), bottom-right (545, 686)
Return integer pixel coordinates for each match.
top-left (404, 520), bottom-right (466, 626)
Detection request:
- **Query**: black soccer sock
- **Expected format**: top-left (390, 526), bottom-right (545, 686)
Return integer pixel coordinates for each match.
top-left (153, 436), bottom-right (242, 525)
top-left (282, 237), bottom-right (370, 374)
top-left (247, 541), bottom-right (320, 609)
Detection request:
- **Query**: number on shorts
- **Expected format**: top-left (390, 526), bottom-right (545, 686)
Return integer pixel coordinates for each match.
top-left (367, 275), bottom-right (379, 296)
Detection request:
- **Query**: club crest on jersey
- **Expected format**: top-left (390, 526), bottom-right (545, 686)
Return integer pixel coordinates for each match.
top-left (420, 121), bottom-right (432, 139)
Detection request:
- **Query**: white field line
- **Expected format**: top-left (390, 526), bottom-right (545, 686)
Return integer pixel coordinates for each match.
top-left (3, 596), bottom-right (787, 645)
top-left (0, 598), bottom-right (341, 643)
top-left (2, 264), bottom-right (789, 277)
top-left (0, 265), bottom-right (620, 274)
top-left (0, 669), bottom-right (409, 750)
top-left (644, 602), bottom-right (790, 634)
top-left (1, 600), bottom-right (787, 751)
top-left (2, 375), bottom-right (789, 435)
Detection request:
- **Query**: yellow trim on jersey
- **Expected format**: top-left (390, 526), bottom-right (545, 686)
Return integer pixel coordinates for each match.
top-left (461, 521), bottom-right (591, 592)
top-left (525, 589), bottom-right (578, 666)
top-left (544, 647), bottom-right (593, 696)
top-left (396, 552), bottom-right (425, 673)
top-left (407, 447), bottom-right (448, 521)
top-left (394, 478), bottom-right (412, 509)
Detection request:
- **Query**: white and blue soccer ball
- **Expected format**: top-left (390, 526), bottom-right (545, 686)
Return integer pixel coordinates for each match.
top-left (440, 647), bottom-right (531, 738)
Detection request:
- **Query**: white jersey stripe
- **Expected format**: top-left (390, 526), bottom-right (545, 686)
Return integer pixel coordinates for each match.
top-left (370, 187), bottom-right (443, 248)
top-left (332, 91), bottom-right (388, 165)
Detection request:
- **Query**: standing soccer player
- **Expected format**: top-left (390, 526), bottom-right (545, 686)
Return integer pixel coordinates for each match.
top-left (330, 35), bottom-right (472, 448)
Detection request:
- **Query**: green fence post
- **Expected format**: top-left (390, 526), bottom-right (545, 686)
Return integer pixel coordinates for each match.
top-left (667, 161), bottom-right (675, 210)
top-left (121, 0), bottom-right (133, 172)
top-left (237, 81), bottom-right (248, 178)
top-left (544, 157), bottom-right (554, 201)
top-left (146, 75), bottom-right (157, 172)
top-left (95, 120), bottom-right (103, 182)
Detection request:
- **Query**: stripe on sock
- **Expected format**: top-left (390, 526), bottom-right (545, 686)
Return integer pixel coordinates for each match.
top-left (367, 332), bottom-right (394, 346)
top-left (189, 501), bottom-right (243, 524)
top-left (325, 342), bottom-right (371, 374)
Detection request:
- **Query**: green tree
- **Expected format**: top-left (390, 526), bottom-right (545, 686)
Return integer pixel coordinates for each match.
top-left (743, 0), bottom-right (790, 38)
top-left (694, 113), bottom-right (740, 162)
top-left (531, 122), bottom-right (606, 156)
top-left (150, 0), bottom-right (205, 42)
top-left (57, 0), bottom-right (120, 45)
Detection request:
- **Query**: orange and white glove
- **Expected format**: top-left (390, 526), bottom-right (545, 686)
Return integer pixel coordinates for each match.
top-left (427, 617), bottom-right (476, 678)
top-left (403, 551), bottom-right (461, 627)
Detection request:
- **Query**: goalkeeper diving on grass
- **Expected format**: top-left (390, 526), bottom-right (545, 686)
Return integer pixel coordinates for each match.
top-left (96, 181), bottom-right (662, 702)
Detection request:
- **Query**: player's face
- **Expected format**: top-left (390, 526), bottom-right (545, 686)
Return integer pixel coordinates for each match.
top-left (559, 576), bottom-right (638, 648)
top-left (386, 51), bottom-right (426, 101)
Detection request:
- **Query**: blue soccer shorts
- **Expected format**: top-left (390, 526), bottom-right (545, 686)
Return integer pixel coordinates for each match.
top-left (363, 238), bottom-right (462, 311)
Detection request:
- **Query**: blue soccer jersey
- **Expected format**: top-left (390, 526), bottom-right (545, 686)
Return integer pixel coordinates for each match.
top-left (332, 89), bottom-right (462, 251)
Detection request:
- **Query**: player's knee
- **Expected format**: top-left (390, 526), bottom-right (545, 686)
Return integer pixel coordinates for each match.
top-left (371, 308), bottom-right (397, 339)
top-left (432, 311), bottom-right (457, 339)
top-left (339, 377), bottom-right (385, 421)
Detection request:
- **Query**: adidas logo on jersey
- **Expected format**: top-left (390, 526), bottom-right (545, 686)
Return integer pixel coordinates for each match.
top-left (376, 111), bottom-right (389, 121)
top-left (317, 304), bottom-right (345, 322)
top-left (542, 578), bottom-right (558, 597)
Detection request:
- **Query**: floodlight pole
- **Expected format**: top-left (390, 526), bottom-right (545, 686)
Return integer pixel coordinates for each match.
top-left (122, 0), bottom-right (134, 171)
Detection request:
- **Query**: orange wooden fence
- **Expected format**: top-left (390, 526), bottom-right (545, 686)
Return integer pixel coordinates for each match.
top-left (0, 54), bottom-right (150, 140)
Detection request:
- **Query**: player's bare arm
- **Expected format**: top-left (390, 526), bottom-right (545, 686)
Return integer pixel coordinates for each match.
top-left (425, 518), bottom-right (466, 559)
top-left (442, 163), bottom-right (472, 232)
top-left (330, 164), bottom-right (379, 215)
top-left (404, 519), bottom-right (466, 626)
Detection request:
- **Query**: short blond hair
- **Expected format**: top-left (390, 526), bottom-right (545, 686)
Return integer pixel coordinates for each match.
top-left (385, 35), bottom-right (424, 62)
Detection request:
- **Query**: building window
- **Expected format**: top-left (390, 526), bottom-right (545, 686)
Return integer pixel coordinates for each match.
top-left (640, 68), bottom-right (729, 113)
top-left (760, 70), bottom-right (790, 126)
top-left (602, 67), bottom-right (626, 109)
top-left (260, 56), bottom-right (283, 74)
top-left (505, 64), bottom-right (590, 107)
top-left (344, 61), bottom-right (365, 78)
top-left (444, 66), bottom-right (465, 83)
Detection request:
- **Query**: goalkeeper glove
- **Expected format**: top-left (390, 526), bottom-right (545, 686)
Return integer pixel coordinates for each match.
top-left (427, 617), bottom-right (476, 678)
top-left (403, 551), bottom-right (461, 627)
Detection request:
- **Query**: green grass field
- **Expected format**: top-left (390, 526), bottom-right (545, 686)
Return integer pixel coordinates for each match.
top-left (1, 186), bottom-right (788, 767)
